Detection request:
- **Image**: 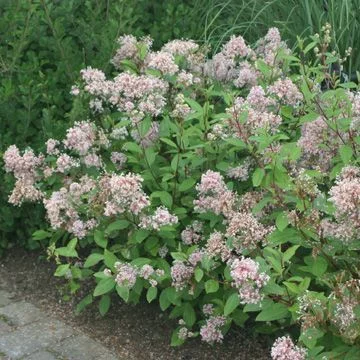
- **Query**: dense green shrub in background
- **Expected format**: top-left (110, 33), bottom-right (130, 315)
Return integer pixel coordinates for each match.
top-left (0, 0), bottom-right (180, 250)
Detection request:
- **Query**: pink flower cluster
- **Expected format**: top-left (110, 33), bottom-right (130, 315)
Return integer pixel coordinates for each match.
top-left (63, 121), bottom-right (97, 155)
top-left (202, 303), bottom-right (214, 315)
top-left (234, 61), bottom-right (259, 88)
top-left (181, 221), bottom-right (203, 245)
top-left (205, 27), bottom-right (288, 87)
top-left (3, 145), bottom-right (44, 205)
top-left (130, 121), bottom-right (160, 148)
top-left (329, 279), bottom-right (360, 336)
top-left (188, 249), bottom-right (204, 266)
top-left (194, 171), bottom-right (272, 252)
top-left (4, 145), bottom-right (43, 179)
top-left (46, 139), bottom-right (59, 155)
top-left (221, 35), bottom-right (251, 59)
top-left (80, 67), bottom-right (107, 96)
top-left (56, 154), bottom-right (79, 173)
top-left (205, 232), bottom-right (231, 261)
top-left (256, 27), bottom-right (289, 66)
top-left (322, 166), bottom-right (360, 242)
top-left (225, 91), bottom-right (282, 142)
top-left (194, 170), bottom-right (236, 217)
top-left (229, 257), bottom-right (269, 304)
top-left (140, 206), bottom-right (178, 230)
top-left (113, 262), bottom-right (164, 289)
top-left (199, 315), bottom-right (226, 344)
top-left (102, 173), bottom-right (150, 216)
top-left (333, 302), bottom-right (356, 332)
top-left (226, 211), bottom-right (273, 251)
top-left (170, 261), bottom-right (194, 291)
top-left (178, 324), bottom-right (195, 340)
top-left (162, 39), bottom-right (199, 57)
top-left (171, 94), bottom-right (192, 119)
top-left (43, 175), bottom-right (98, 238)
top-left (297, 116), bottom-right (346, 171)
top-left (268, 78), bottom-right (302, 106)
top-left (226, 158), bottom-right (252, 181)
top-left (110, 152), bottom-right (127, 170)
top-left (111, 35), bottom-right (152, 68)
top-left (329, 166), bottom-right (360, 224)
top-left (115, 261), bottom-right (138, 288)
top-left (146, 51), bottom-right (179, 75)
top-left (271, 336), bottom-right (306, 360)
top-left (80, 65), bottom-right (168, 123)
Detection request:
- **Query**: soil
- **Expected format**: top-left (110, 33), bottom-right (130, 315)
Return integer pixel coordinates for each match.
top-left (0, 247), bottom-right (271, 360)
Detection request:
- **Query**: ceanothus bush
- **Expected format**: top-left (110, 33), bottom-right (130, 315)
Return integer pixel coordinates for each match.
top-left (4, 24), bottom-right (360, 359)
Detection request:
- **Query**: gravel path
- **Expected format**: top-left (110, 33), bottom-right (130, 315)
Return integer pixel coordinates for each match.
top-left (0, 287), bottom-right (119, 360)
top-left (0, 248), bottom-right (271, 360)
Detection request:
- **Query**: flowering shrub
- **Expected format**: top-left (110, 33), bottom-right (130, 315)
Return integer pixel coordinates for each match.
top-left (4, 25), bottom-right (360, 359)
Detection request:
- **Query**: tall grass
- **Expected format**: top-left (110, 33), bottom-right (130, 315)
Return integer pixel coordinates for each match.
top-left (197, 0), bottom-right (360, 74)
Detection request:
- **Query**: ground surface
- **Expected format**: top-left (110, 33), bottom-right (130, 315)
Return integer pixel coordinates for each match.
top-left (0, 248), bottom-right (271, 360)
top-left (0, 285), bottom-right (118, 359)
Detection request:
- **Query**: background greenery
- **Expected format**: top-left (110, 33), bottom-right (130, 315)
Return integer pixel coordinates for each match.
top-left (1, 0), bottom-right (359, 251)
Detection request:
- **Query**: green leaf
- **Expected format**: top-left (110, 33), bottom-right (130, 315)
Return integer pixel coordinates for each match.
top-left (183, 303), bottom-right (196, 327)
top-left (225, 138), bottom-right (246, 148)
top-left (131, 257), bottom-right (151, 267)
top-left (171, 329), bottom-right (185, 347)
top-left (116, 285), bottom-right (130, 302)
top-left (144, 147), bottom-right (156, 166)
top-left (171, 252), bottom-right (188, 262)
top-left (160, 137), bottom-right (178, 148)
top-left (283, 245), bottom-right (300, 263)
top-left (55, 238), bottom-right (78, 257)
top-left (165, 287), bottom-right (180, 305)
top-left (256, 59), bottom-right (271, 75)
top-left (354, 304), bottom-right (360, 318)
top-left (252, 168), bottom-right (265, 187)
top-left (231, 309), bottom-right (249, 327)
top-left (56, 246), bottom-right (78, 258)
top-left (275, 212), bottom-right (289, 232)
top-left (194, 268), bottom-right (203, 282)
top-left (99, 294), bottom-right (111, 316)
top-left (269, 228), bottom-right (302, 245)
top-left (152, 191), bottom-right (173, 208)
top-left (93, 278), bottom-right (115, 297)
top-left (159, 289), bottom-right (171, 311)
top-left (68, 238), bottom-right (77, 249)
top-left (224, 293), bottom-right (240, 316)
top-left (185, 97), bottom-right (203, 113)
top-left (75, 294), bottom-right (93, 315)
top-left (104, 250), bottom-right (119, 270)
top-left (32, 230), bottom-right (51, 241)
top-left (94, 230), bottom-right (107, 248)
top-left (299, 327), bottom-right (324, 349)
top-left (123, 142), bottom-right (142, 153)
top-left (205, 279), bottom-right (219, 294)
top-left (302, 256), bottom-right (328, 277)
top-left (135, 229), bottom-right (150, 243)
top-left (179, 178), bottom-right (196, 192)
top-left (256, 303), bottom-right (289, 321)
top-left (146, 286), bottom-right (158, 303)
top-left (304, 41), bottom-right (317, 54)
top-left (106, 220), bottom-right (130, 234)
top-left (54, 264), bottom-right (70, 277)
top-left (84, 253), bottom-right (104, 268)
top-left (340, 145), bottom-right (353, 164)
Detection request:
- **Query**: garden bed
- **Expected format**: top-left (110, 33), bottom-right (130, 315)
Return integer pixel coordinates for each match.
top-left (0, 247), bottom-right (270, 360)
